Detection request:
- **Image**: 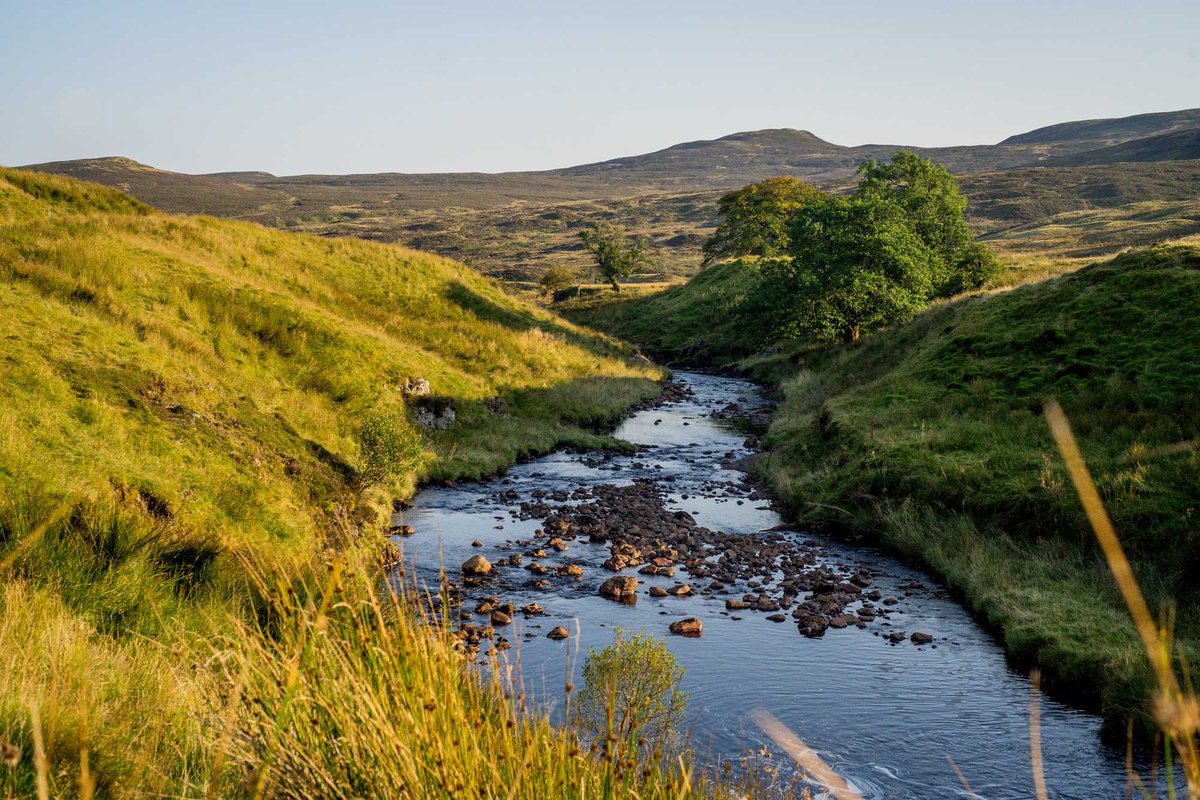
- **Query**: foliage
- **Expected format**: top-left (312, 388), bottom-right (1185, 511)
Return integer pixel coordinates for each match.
top-left (579, 223), bottom-right (651, 291)
top-left (538, 263), bottom-right (577, 297)
top-left (702, 176), bottom-right (824, 265)
top-left (574, 629), bottom-right (689, 755)
top-left (355, 406), bottom-right (424, 492)
top-left (746, 151), bottom-right (999, 344)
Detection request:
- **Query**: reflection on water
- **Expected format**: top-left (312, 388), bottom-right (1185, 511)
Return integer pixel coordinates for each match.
top-left (393, 372), bottom-right (1142, 799)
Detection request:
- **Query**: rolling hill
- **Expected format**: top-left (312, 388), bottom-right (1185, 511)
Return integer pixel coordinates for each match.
top-left (17, 107), bottom-right (1200, 282)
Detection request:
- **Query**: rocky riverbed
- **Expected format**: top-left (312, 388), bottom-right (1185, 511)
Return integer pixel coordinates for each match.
top-left (392, 371), bottom-right (1145, 800)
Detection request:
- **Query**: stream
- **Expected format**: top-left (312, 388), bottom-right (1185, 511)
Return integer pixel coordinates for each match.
top-left (392, 371), bottom-right (1143, 799)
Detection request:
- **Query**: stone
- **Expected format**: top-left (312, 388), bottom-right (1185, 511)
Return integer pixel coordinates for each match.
top-left (462, 555), bottom-right (492, 576)
top-left (471, 539), bottom-right (483, 547)
top-left (520, 603), bottom-right (547, 617)
top-left (401, 376), bottom-right (431, 396)
top-left (390, 524), bottom-right (415, 537)
top-left (668, 618), bottom-right (703, 637)
top-left (559, 564), bottom-right (584, 578)
top-left (547, 626), bottom-right (570, 640)
top-left (725, 599), bottom-right (749, 611)
top-left (910, 631), bottom-right (934, 645)
top-left (648, 586), bottom-right (669, 597)
top-left (598, 575), bottom-right (638, 600)
top-left (490, 611), bottom-right (512, 626)
top-left (667, 584), bottom-right (693, 596)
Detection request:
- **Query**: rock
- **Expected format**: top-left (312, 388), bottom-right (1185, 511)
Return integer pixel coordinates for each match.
top-left (401, 377), bottom-right (431, 396)
top-left (882, 596), bottom-right (899, 606)
top-left (390, 524), bottom-right (415, 537)
top-left (648, 586), bottom-right (669, 597)
top-left (412, 396), bottom-right (458, 430)
top-left (725, 599), bottom-right (749, 611)
top-left (520, 603), bottom-right (547, 617)
top-left (828, 614), bottom-right (856, 629)
top-left (490, 611), bottom-right (512, 626)
top-left (668, 618), bottom-right (703, 637)
top-left (462, 555), bottom-right (492, 576)
top-left (598, 575), bottom-right (638, 600)
top-left (766, 614), bottom-right (786, 623)
top-left (547, 626), bottom-right (570, 640)
top-left (910, 631), bottom-right (934, 645)
top-left (558, 564), bottom-right (584, 579)
top-left (471, 539), bottom-right (483, 547)
top-left (667, 584), bottom-right (693, 597)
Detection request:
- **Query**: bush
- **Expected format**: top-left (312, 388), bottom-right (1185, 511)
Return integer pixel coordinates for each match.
top-left (354, 406), bottom-right (423, 492)
top-left (539, 264), bottom-right (576, 298)
top-left (573, 629), bottom-right (688, 755)
top-left (702, 176), bottom-right (824, 266)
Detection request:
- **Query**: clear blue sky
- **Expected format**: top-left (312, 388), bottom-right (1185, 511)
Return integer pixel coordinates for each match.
top-left (2, 0), bottom-right (1197, 175)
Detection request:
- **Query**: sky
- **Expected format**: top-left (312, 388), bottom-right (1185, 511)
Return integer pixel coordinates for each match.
top-left (1, 0), bottom-right (1197, 175)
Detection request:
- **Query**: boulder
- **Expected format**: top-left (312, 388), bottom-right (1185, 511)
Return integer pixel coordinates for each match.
top-left (910, 631), bottom-right (934, 645)
top-left (648, 586), bottom-right (668, 598)
top-left (490, 611), bottom-right (512, 626)
top-left (668, 618), bottom-right (703, 637)
top-left (547, 626), bottom-right (570, 640)
top-left (599, 575), bottom-right (638, 600)
top-left (462, 555), bottom-right (492, 576)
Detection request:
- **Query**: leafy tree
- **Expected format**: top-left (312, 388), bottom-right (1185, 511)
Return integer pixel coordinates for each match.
top-left (355, 406), bottom-right (423, 492)
top-left (744, 151), bottom-right (999, 344)
top-left (538, 264), bottom-right (576, 298)
top-left (855, 150), bottom-right (998, 298)
top-left (702, 176), bottom-right (824, 266)
top-left (579, 224), bottom-right (650, 291)
top-left (573, 629), bottom-right (688, 755)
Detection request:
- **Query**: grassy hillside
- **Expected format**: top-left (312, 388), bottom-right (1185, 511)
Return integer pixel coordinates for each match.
top-left (0, 168), bottom-right (676, 796)
top-left (560, 259), bottom-right (764, 363)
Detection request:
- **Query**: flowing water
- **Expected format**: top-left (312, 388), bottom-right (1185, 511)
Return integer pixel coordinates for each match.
top-left (393, 371), bottom-right (1143, 799)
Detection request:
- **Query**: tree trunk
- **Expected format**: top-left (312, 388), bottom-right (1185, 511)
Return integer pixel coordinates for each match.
top-left (843, 324), bottom-right (860, 343)
top-left (611, 279), bottom-right (621, 292)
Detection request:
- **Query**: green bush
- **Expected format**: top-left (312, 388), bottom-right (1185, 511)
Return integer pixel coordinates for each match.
top-left (355, 407), bottom-right (423, 492)
top-left (573, 629), bottom-right (688, 755)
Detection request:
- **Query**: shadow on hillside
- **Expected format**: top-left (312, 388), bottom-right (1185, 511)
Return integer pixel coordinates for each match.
top-left (443, 281), bottom-right (628, 357)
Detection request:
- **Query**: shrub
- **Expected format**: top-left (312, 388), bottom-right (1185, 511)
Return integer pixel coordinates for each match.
top-left (354, 406), bottom-right (423, 492)
top-left (573, 629), bottom-right (688, 755)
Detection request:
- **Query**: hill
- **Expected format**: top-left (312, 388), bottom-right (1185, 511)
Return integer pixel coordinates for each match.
top-left (1040, 128), bottom-right (1200, 167)
top-left (0, 167), bottom-right (669, 795)
top-left (17, 108), bottom-right (1200, 283)
top-left (567, 243), bottom-right (1200, 728)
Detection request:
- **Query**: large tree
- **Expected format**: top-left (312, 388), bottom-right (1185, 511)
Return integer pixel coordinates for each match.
top-left (579, 223), bottom-right (649, 291)
top-left (745, 151), bottom-right (998, 344)
top-left (702, 176), bottom-right (824, 266)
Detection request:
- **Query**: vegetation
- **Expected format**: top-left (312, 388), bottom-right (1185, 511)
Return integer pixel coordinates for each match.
top-left (579, 223), bottom-right (651, 291)
top-left (701, 177), bottom-right (824, 265)
top-left (0, 167), bottom-right (676, 796)
top-left (747, 152), bottom-right (998, 344)
top-left (756, 245), bottom-right (1200, 727)
top-left (538, 263), bottom-right (577, 297)
top-left (574, 630), bottom-right (689, 755)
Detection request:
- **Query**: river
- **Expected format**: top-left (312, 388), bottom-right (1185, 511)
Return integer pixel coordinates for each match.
top-left (392, 371), bottom-right (1145, 799)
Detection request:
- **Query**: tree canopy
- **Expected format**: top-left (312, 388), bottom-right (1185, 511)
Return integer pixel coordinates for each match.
top-left (702, 176), bottom-right (825, 266)
top-left (744, 150), bottom-right (998, 344)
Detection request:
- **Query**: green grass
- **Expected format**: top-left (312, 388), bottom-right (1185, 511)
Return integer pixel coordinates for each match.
top-left (0, 167), bottom-right (680, 796)
top-left (560, 259), bottom-right (766, 362)
top-left (756, 245), bottom-right (1200, 728)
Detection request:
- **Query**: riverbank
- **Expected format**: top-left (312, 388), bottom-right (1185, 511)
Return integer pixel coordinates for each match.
top-left (564, 244), bottom-right (1200, 733)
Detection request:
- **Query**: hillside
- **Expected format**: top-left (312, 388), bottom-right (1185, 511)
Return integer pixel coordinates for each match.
top-left (1041, 128), bottom-right (1200, 167)
top-left (18, 107), bottom-right (1200, 283)
top-left (570, 243), bottom-right (1200, 727)
top-left (0, 168), bottom-right (669, 795)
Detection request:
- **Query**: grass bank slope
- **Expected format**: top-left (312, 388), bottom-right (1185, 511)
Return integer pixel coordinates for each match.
top-left (560, 259), bottom-right (765, 363)
top-left (0, 167), bottom-right (667, 796)
top-left (761, 245), bottom-right (1200, 725)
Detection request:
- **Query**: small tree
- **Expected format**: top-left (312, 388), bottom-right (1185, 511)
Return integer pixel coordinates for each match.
top-left (573, 629), bottom-right (688, 755)
top-left (702, 176), bottom-right (824, 266)
top-left (538, 264), bottom-right (576, 298)
top-left (579, 224), bottom-right (649, 292)
top-left (355, 406), bottom-right (423, 493)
